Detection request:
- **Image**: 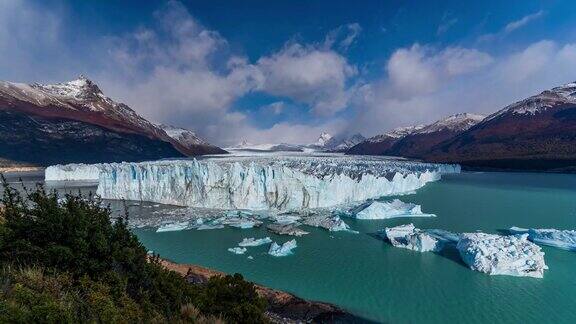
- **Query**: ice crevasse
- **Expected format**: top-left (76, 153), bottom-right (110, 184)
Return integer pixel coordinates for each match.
top-left (46, 157), bottom-right (459, 211)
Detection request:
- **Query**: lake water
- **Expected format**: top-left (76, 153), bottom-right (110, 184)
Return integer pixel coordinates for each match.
top-left (7, 170), bottom-right (576, 323)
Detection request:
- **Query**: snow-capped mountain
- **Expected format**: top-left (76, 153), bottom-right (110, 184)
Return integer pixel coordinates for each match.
top-left (308, 132), bottom-right (366, 152)
top-left (426, 82), bottom-right (576, 171)
top-left (0, 76), bottom-right (225, 165)
top-left (347, 113), bottom-right (485, 157)
top-left (157, 124), bottom-right (227, 155)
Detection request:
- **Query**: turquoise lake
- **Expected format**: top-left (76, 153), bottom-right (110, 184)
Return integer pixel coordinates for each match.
top-left (131, 171), bottom-right (576, 323)
top-left (8, 170), bottom-right (576, 323)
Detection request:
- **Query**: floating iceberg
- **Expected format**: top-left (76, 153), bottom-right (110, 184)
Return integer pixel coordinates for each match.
top-left (383, 224), bottom-right (444, 252)
top-left (270, 214), bottom-right (301, 225)
top-left (268, 240), bottom-right (298, 257)
top-left (352, 200), bottom-right (435, 219)
top-left (509, 227), bottom-right (576, 251)
top-left (238, 237), bottom-right (273, 247)
top-left (457, 233), bottom-right (548, 278)
top-left (197, 224), bottom-right (224, 230)
top-left (156, 221), bottom-right (189, 232)
top-left (45, 163), bottom-right (101, 182)
top-left (228, 247), bottom-right (247, 255)
top-left (64, 156), bottom-right (459, 211)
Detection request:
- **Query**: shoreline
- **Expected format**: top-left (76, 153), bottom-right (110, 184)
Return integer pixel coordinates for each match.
top-left (157, 258), bottom-right (371, 323)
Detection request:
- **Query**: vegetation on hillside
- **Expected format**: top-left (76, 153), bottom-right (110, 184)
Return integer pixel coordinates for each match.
top-left (0, 179), bottom-right (267, 323)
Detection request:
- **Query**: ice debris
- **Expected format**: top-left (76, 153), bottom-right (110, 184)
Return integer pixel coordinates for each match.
top-left (457, 233), bottom-right (548, 278)
top-left (238, 237), bottom-right (273, 247)
top-left (352, 200), bottom-right (435, 219)
top-left (383, 224), bottom-right (445, 252)
top-left (267, 223), bottom-right (309, 236)
top-left (509, 227), bottom-right (576, 251)
top-left (156, 221), bottom-right (189, 232)
top-left (268, 240), bottom-right (298, 257)
top-left (228, 247), bottom-right (247, 255)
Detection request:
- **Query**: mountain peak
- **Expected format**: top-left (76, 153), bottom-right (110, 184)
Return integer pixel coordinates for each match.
top-left (316, 132), bottom-right (333, 147)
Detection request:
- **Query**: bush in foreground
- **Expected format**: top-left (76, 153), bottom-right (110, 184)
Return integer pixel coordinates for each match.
top-left (0, 180), bottom-right (267, 323)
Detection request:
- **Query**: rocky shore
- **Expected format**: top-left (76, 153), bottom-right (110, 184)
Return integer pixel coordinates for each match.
top-left (158, 258), bottom-right (366, 323)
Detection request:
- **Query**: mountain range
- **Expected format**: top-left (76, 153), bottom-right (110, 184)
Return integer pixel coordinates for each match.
top-left (0, 76), bottom-right (225, 166)
top-left (347, 82), bottom-right (576, 172)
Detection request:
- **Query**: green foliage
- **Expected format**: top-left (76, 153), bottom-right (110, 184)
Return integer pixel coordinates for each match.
top-left (0, 178), bottom-right (267, 323)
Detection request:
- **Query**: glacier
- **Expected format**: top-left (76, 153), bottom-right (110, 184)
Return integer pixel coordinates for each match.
top-left (351, 199), bottom-right (435, 220)
top-left (456, 233), bottom-right (548, 278)
top-left (238, 237), bottom-right (273, 247)
top-left (509, 227), bottom-right (576, 251)
top-left (45, 163), bottom-right (101, 182)
top-left (383, 224), bottom-right (444, 252)
top-left (46, 155), bottom-right (459, 211)
top-left (268, 240), bottom-right (298, 257)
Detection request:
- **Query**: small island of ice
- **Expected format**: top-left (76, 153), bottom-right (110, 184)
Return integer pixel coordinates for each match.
top-left (228, 247), bottom-right (248, 255)
top-left (509, 227), bottom-right (576, 251)
top-left (383, 224), bottom-right (444, 252)
top-left (352, 200), bottom-right (435, 219)
top-left (156, 221), bottom-right (189, 232)
top-left (238, 237), bottom-right (273, 247)
top-left (457, 233), bottom-right (548, 278)
top-left (268, 240), bottom-right (298, 257)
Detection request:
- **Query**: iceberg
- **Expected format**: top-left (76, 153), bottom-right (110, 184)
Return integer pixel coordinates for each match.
top-left (270, 214), bottom-right (301, 225)
top-left (268, 240), bottom-right (298, 257)
top-left (383, 224), bottom-right (444, 252)
top-left (72, 156), bottom-right (459, 211)
top-left (228, 247), bottom-right (247, 255)
top-left (509, 227), bottom-right (576, 251)
top-left (457, 233), bottom-right (548, 278)
top-left (45, 163), bottom-right (101, 182)
top-left (302, 215), bottom-right (352, 232)
top-left (197, 224), bottom-right (224, 230)
top-left (352, 200), bottom-right (435, 219)
top-left (238, 237), bottom-right (273, 247)
top-left (156, 221), bottom-right (189, 232)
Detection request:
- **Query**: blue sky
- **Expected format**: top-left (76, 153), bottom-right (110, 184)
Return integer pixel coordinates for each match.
top-left (1, 0), bottom-right (576, 145)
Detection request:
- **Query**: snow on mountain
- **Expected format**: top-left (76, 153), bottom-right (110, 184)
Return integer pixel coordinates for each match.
top-left (485, 81), bottom-right (576, 122)
top-left (157, 124), bottom-right (227, 154)
top-left (315, 132), bottom-right (334, 147)
top-left (367, 125), bottom-right (425, 143)
top-left (416, 113), bottom-right (485, 134)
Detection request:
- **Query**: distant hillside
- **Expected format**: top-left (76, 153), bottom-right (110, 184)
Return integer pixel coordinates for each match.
top-left (0, 76), bottom-right (226, 166)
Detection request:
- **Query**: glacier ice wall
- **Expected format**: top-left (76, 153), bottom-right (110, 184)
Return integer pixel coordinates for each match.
top-left (47, 156), bottom-right (459, 211)
top-left (45, 163), bottom-right (101, 182)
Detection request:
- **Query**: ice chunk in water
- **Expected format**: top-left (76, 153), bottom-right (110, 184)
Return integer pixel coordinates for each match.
top-left (156, 221), bottom-right (189, 232)
top-left (353, 200), bottom-right (435, 219)
top-left (268, 240), bottom-right (298, 257)
top-left (238, 237), bottom-right (273, 247)
top-left (228, 247), bottom-right (247, 255)
top-left (384, 224), bottom-right (444, 252)
top-left (457, 233), bottom-right (548, 278)
top-left (509, 227), bottom-right (576, 251)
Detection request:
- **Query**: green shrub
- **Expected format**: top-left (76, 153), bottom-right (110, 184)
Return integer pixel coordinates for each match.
top-left (0, 178), bottom-right (267, 323)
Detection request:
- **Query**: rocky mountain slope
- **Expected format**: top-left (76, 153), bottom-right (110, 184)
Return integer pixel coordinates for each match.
top-left (348, 113), bottom-right (484, 158)
top-left (157, 124), bottom-right (227, 155)
top-left (348, 81), bottom-right (576, 171)
top-left (426, 83), bottom-right (576, 171)
top-left (0, 76), bottom-right (225, 165)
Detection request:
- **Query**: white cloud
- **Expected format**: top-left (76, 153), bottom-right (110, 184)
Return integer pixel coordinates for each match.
top-left (324, 23), bottom-right (362, 50)
top-left (348, 40), bottom-right (576, 138)
top-left (256, 42), bottom-right (356, 115)
top-left (504, 10), bottom-right (545, 34)
top-left (385, 44), bottom-right (493, 98)
top-left (437, 13), bottom-right (458, 35)
top-left (260, 101), bottom-right (285, 115)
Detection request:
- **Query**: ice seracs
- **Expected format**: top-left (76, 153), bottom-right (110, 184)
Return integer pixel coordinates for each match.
top-left (456, 233), bottom-right (548, 278)
top-left (268, 240), bottom-right (298, 257)
top-left (383, 224), bottom-right (444, 252)
top-left (238, 237), bottom-right (273, 247)
top-left (352, 200), bottom-right (435, 219)
top-left (90, 156), bottom-right (458, 211)
top-left (509, 227), bottom-right (576, 251)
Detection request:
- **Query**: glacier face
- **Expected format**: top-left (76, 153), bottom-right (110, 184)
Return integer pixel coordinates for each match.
top-left (84, 156), bottom-right (459, 211)
top-left (45, 163), bottom-right (101, 182)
